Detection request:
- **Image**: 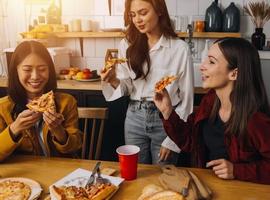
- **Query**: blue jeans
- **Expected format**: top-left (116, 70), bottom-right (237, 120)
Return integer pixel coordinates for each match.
top-left (124, 100), bottom-right (178, 164)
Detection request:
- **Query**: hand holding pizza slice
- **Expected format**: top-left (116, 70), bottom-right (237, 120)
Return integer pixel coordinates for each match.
top-left (26, 91), bottom-right (56, 113)
top-left (155, 75), bottom-right (178, 93)
top-left (102, 58), bottom-right (128, 73)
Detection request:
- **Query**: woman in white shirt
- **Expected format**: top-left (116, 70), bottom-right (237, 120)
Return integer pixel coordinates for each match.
top-left (101, 0), bottom-right (194, 164)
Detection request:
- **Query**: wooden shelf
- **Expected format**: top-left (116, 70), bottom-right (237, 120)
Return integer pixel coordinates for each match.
top-left (53, 31), bottom-right (241, 39)
top-left (177, 32), bottom-right (241, 38)
top-left (52, 31), bottom-right (241, 57)
top-left (53, 31), bottom-right (124, 38)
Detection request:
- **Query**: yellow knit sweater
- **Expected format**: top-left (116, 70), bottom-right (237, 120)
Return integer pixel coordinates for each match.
top-left (0, 92), bottom-right (82, 161)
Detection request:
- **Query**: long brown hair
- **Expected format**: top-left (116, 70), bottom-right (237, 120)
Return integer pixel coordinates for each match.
top-left (124, 0), bottom-right (177, 80)
top-left (210, 38), bottom-right (270, 142)
top-left (8, 41), bottom-right (57, 114)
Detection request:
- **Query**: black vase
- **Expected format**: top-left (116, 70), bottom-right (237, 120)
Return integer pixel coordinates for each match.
top-left (205, 0), bottom-right (222, 32)
top-left (252, 28), bottom-right (266, 50)
top-left (222, 2), bottom-right (240, 32)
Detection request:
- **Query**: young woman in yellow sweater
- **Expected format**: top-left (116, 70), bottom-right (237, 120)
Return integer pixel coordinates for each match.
top-left (0, 41), bottom-right (82, 161)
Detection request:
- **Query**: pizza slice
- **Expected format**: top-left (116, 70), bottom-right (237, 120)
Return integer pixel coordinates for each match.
top-left (51, 182), bottom-right (117, 200)
top-left (155, 76), bottom-right (178, 92)
top-left (26, 90), bottom-right (56, 113)
top-left (102, 58), bottom-right (128, 73)
top-left (0, 180), bottom-right (31, 200)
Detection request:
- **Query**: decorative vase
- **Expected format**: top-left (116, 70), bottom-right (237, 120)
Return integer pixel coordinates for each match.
top-left (205, 0), bottom-right (222, 32)
top-left (252, 28), bottom-right (266, 50)
top-left (47, 0), bottom-right (61, 24)
top-left (222, 2), bottom-right (240, 32)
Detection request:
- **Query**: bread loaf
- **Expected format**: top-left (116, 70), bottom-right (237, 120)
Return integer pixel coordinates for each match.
top-left (137, 184), bottom-right (183, 200)
top-left (144, 190), bottom-right (184, 200)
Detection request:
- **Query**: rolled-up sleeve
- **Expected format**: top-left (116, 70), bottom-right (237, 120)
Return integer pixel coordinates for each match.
top-left (102, 39), bottom-right (133, 101)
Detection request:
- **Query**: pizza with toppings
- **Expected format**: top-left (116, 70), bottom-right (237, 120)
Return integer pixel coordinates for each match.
top-left (51, 182), bottom-right (117, 200)
top-left (102, 58), bottom-right (127, 73)
top-left (0, 180), bottom-right (31, 200)
top-left (26, 90), bottom-right (56, 113)
top-left (155, 76), bottom-right (178, 92)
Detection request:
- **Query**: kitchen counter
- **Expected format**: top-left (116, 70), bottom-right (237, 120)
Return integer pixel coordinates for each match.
top-left (0, 77), bottom-right (207, 94)
top-left (259, 50), bottom-right (270, 59)
top-left (0, 77), bottom-right (102, 91)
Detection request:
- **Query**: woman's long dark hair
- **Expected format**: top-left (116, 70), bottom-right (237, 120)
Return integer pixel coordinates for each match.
top-left (8, 41), bottom-right (57, 115)
top-left (124, 0), bottom-right (177, 80)
top-left (210, 37), bottom-right (270, 143)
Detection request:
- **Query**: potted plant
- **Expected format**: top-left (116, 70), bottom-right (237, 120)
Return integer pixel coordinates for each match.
top-left (244, 1), bottom-right (270, 50)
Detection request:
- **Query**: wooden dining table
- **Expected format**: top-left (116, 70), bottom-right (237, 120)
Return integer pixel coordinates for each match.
top-left (0, 155), bottom-right (269, 200)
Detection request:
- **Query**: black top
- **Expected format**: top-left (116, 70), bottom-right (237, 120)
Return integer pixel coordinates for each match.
top-left (202, 115), bottom-right (228, 161)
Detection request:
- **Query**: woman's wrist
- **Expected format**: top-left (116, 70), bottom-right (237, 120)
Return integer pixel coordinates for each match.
top-left (162, 107), bottom-right (173, 120)
top-left (10, 123), bottom-right (20, 136)
top-left (9, 124), bottom-right (22, 142)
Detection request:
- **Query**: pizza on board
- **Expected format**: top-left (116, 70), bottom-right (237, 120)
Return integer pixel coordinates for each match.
top-left (51, 182), bottom-right (117, 200)
top-left (155, 76), bottom-right (178, 93)
top-left (0, 180), bottom-right (31, 200)
top-left (26, 91), bottom-right (56, 113)
top-left (102, 58), bottom-right (128, 73)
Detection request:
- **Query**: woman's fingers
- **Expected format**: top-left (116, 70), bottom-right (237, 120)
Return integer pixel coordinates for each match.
top-left (206, 159), bottom-right (223, 168)
top-left (101, 67), bottom-right (115, 81)
top-left (43, 111), bottom-right (64, 129)
top-left (207, 159), bottom-right (234, 180)
top-left (214, 168), bottom-right (227, 175)
top-left (159, 147), bottom-right (171, 161)
top-left (18, 111), bottom-right (41, 124)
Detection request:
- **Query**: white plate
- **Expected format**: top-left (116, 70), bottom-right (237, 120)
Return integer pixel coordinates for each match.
top-left (0, 177), bottom-right (43, 200)
top-left (75, 77), bottom-right (101, 82)
top-left (49, 168), bottom-right (124, 200)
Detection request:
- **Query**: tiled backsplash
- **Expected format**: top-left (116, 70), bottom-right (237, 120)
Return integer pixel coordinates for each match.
top-left (3, 0), bottom-right (270, 71)
top-left (60, 0), bottom-right (269, 70)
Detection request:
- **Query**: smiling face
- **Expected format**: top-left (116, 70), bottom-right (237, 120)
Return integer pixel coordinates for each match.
top-left (200, 43), bottom-right (237, 91)
top-left (129, 0), bottom-right (160, 35)
top-left (17, 53), bottom-right (49, 99)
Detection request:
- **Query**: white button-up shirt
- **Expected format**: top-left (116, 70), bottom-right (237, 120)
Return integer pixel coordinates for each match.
top-left (102, 35), bottom-right (194, 153)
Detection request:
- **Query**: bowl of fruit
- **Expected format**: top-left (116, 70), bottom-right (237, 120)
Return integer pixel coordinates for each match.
top-left (58, 68), bottom-right (100, 81)
top-left (75, 68), bottom-right (100, 81)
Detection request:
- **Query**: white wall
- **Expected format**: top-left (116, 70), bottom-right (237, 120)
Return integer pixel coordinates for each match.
top-left (2, 0), bottom-right (270, 71)
top-left (60, 0), bottom-right (270, 70)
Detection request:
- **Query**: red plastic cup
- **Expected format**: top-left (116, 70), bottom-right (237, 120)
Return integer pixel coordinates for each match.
top-left (116, 145), bottom-right (140, 180)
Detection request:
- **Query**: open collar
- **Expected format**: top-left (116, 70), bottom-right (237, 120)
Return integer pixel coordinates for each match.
top-left (150, 34), bottom-right (170, 52)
